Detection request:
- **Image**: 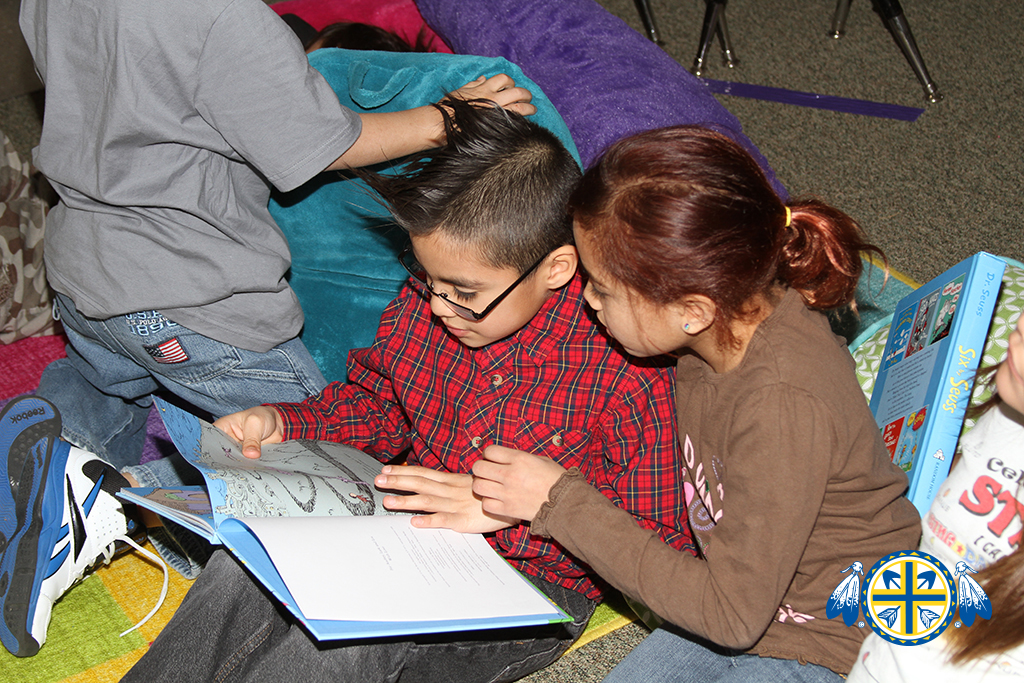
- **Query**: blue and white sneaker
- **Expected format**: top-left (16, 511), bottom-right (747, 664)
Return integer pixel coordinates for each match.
top-left (0, 395), bottom-right (66, 657)
top-left (0, 396), bottom-right (159, 657)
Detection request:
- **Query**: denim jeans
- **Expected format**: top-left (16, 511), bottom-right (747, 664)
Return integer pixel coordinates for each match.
top-left (122, 454), bottom-right (214, 579)
top-left (602, 625), bottom-right (844, 683)
top-left (37, 293), bottom-right (326, 469)
top-left (123, 550), bottom-right (597, 683)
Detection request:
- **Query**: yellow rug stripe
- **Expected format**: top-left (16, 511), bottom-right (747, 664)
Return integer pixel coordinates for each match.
top-left (567, 592), bottom-right (637, 653)
top-left (61, 649), bottom-right (147, 683)
top-left (862, 252), bottom-right (922, 289)
top-left (94, 547), bottom-right (193, 643)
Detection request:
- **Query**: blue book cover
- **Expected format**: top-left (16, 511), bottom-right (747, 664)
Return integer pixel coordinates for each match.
top-left (869, 252), bottom-right (1005, 515)
top-left (120, 400), bottom-right (569, 640)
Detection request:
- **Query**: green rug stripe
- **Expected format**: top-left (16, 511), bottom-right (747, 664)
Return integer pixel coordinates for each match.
top-left (0, 575), bottom-right (145, 683)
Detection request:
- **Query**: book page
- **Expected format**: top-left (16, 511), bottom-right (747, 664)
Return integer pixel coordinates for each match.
top-left (117, 486), bottom-right (218, 542)
top-left (156, 400), bottom-right (398, 523)
top-left (241, 515), bottom-right (562, 623)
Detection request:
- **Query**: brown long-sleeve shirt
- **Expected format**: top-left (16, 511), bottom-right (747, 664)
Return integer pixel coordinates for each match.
top-left (534, 288), bottom-right (921, 674)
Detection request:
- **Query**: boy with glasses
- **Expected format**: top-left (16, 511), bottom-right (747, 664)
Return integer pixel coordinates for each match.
top-left (124, 98), bottom-right (695, 681)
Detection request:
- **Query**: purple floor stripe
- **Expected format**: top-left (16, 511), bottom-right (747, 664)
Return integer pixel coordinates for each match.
top-left (702, 79), bottom-right (925, 122)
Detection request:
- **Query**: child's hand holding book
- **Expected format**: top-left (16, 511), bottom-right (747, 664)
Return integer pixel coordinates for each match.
top-left (213, 406), bottom-right (286, 459)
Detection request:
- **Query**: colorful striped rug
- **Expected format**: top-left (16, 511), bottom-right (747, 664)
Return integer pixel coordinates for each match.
top-left (0, 548), bottom-right (635, 681)
top-left (0, 551), bottom-right (190, 682)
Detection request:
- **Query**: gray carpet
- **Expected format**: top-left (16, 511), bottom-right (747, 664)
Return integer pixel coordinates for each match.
top-left (1, 1), bottom-right (1021, 681)
top-left (593, 0), bottom-right (1024, 284)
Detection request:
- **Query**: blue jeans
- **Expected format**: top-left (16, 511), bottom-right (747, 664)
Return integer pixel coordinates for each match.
top-left (123, 550), bottom-right (597, 683)
top-left (122, 455), bottom-right (214, 579)
top-left (602, 626), bottom-right (844, 683)
top-left (37, 293), bottom-right (326, 469)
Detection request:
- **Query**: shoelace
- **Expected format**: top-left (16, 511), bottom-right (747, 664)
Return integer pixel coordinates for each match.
top-left (90, 535), bottom-right (170, 638)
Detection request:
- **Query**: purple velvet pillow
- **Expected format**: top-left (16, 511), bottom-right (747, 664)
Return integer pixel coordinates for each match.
top-left (415, 0), bottom-right (786, 197)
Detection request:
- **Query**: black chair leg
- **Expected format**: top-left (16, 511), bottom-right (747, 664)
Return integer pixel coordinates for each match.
top-left (633, 0), bottom-right (663, 44)
top-left (877, 0), bottom-right (943, 102)
top-left (830, 0), bottom-right (942, 102)
top-left (691, 0), bottom-right (733, 76)
top-left (829, 0), bottom-right (853, 38)
top-left (716, 10), bottom-right (739, 69)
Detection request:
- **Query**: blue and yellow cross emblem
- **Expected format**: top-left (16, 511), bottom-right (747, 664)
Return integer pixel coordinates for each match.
top-left (862, 551), bottom-right (956, 645)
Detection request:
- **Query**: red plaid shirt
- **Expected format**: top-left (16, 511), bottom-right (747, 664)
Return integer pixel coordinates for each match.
top-left (275, 275), bottom-right (695, 599)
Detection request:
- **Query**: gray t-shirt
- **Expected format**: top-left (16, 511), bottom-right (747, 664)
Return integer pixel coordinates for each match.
top-left (20, 0), bottom-right (361, 351)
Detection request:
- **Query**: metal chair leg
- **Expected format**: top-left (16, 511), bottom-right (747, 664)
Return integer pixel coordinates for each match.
top-left (877, 0), bottom-right (943, 102)
top-left (830, 0), bottom-right (942, 102)
top-left (829, 0), bottom-right (853, 38)
top-left (691, 0), bottom-right (730, 76)
top-left (716, 10), bottom-right (739, 69)
top-left (633, 0), bottom-right (663, 44)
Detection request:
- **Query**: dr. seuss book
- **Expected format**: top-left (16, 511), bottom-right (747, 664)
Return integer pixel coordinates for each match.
top-left (869, 252), bottom-right (1006, 515)
top-left (118, 400), bottom-right (568, 641)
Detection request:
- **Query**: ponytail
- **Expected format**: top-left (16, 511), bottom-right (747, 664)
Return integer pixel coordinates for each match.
top-left (781, 199), bottom-right (885, 310)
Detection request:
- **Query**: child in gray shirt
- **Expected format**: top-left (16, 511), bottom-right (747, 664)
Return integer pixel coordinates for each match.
top-left (19, 0), bottom-right (533, 469)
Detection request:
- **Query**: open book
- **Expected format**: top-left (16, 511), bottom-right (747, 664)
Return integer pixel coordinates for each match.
top-left (118, 400), bottom-right (569, 640)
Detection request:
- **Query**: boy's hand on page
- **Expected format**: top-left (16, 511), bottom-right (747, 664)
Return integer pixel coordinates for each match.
top-left (213, 406), bottom-right (285, 459)
top-left (375, 465), bottom-right (516, 533)
top-left (472, 446), bottom-right (566, 522)
top-left (448, 74), bottom-right (536, 116)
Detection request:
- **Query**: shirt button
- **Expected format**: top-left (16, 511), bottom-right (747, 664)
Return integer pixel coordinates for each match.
top-left (470, 436), bottom-right (483, 448)
top-left (490, 374), bottom-right (504, 386)
top-left (551, 434), bottom-right (563, 447)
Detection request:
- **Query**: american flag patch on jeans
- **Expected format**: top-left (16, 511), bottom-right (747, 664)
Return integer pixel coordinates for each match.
top-left (144, 337), bottom-right (190, 364)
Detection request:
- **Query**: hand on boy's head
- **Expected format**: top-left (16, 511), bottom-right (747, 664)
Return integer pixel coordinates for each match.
top-left (996, 316), bottom-right (1024, 414)
top-left (472, 446), bottom-right (566, 522)
top-left (327, 73), bottom-right (534, 171)
top-left (213, 406), bottom-right (285, 459)
top-left (447, 74), bottom-right (536, 117)
top-left (375, 465), bottom-right (516, 533)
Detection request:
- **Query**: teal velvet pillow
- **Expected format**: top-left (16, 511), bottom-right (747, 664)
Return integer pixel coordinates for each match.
top-left (270, 49), bottom-right (581, 382)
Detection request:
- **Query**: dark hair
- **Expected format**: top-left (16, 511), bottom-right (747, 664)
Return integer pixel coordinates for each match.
top-left (945, 546), bottom-right (1024, 664)
top-left (570, 125), bottom-right (884, 347)
top-left (362, 98), bottom-right (581, 274)
top-left (306, 21), bottom-right (429, 53)
top-left (280, 14), bottom-right (318, 47)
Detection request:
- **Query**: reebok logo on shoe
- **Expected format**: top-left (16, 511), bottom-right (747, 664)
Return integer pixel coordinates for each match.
top-left (8, 407), bottom-right (46, 424)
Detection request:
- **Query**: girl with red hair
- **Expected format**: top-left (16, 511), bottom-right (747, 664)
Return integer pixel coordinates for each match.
top-left (472, 125), bottom-right (922, 681)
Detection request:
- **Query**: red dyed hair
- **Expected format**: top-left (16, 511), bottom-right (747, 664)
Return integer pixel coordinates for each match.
top-left (570, 126), bottom-right (883, 344)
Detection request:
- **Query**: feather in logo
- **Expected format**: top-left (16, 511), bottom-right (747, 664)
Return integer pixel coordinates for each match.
top-left (825, 551), bottom-right (992, 646)
top-left (954, 561), bottom-right (993, 627)
top-left (826, 561), bottom-right (863, 626)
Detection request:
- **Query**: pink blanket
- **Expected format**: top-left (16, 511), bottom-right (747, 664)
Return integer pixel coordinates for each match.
top-left (269, 0), bottom-right (452, 53)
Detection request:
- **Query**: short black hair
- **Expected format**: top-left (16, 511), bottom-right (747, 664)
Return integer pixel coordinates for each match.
top-left (363, 97), bottom-right (581, 275)
top-left (307, 22), bottom-right (420, 53)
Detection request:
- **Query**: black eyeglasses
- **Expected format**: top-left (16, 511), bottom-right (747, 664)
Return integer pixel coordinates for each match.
top-left (398, 247), bottom-right (546, 321)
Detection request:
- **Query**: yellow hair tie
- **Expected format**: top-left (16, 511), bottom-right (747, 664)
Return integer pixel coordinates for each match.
top-left (784, 206), bottom-right (792, 228)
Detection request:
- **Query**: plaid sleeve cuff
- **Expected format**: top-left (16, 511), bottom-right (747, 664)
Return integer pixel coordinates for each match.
top-left (268, 401), bottom-right (333, 442)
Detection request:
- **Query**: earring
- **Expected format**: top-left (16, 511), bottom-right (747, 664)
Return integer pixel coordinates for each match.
top-left (684, 323), bottom-right (691, 332)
